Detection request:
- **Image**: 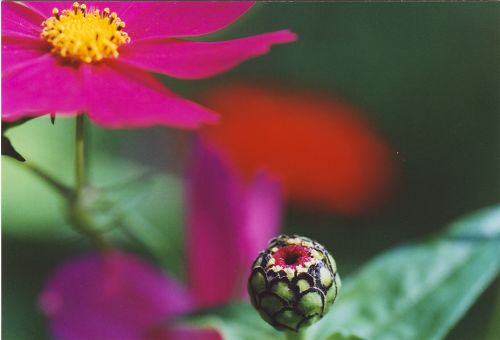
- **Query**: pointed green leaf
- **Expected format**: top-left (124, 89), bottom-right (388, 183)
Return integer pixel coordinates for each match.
top-left (307, 206), bottom-right (500, 340)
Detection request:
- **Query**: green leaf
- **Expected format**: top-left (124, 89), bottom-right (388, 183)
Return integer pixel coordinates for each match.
top-left (1, 118), bottom-right (182, 248)
top-left (89, 173), bottom-right (185, 277)
top-left (306, 206), bottom-right (500, 340)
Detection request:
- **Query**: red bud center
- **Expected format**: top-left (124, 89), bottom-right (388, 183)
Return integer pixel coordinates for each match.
top-left (273, 244), bottom-right (312, 268)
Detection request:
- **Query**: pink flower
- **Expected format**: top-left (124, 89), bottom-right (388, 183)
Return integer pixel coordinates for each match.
top-left (2, 2), bottom-right (296, 128)
top-left (39, 141), bottom-right (282, 339)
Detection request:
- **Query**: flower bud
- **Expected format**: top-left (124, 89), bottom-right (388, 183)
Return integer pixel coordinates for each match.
top-left (248, 235), bottom-right (340, 332)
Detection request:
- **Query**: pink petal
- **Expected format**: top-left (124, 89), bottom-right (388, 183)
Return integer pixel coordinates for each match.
top-left (26, 2), bottom-right (253, 39)
top-left (243, 172), bottom-right (283, 271)
top-left (82, 60), bottom-right (218, 128)
top-left (120, 30), bottom-right (297, 80)
top-left (24, 2), bottom-right (70, 17)
top-left (2, 36), bottom-right (50, 73)
top-left (185, 141), bottom-right (247, 308)
top-left (115, 2), bottom-right (254, 40)
top-left (25, 2), bottom-right (134, 18)
top-left (39, 252), bottom-right (194, 340)
top-left (2, 54), bottom-right (86, 122)
top-left (185, 140), bottom-right (283, 307)
top-left (2, 2), bottom-right (44, 38)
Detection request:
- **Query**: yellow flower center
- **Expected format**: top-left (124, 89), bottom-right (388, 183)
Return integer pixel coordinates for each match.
top-left (41, 2), bottom-right (130, 63)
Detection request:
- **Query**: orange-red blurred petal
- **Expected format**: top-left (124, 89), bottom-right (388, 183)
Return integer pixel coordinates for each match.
top-left (201, 82), bottom-right (397, 216)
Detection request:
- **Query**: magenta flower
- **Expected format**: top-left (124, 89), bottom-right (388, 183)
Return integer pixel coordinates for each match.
top-left (2, 1), bottom-right (296, 128)
top-left (39, 141), bottom-right (282, 339)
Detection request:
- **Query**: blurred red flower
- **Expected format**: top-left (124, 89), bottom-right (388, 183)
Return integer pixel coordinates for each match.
top-left (201, 82), bottom-right (397, 215)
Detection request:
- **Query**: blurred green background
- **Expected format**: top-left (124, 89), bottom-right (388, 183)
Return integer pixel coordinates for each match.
top-left (2, 3), bottom-right (499, 339)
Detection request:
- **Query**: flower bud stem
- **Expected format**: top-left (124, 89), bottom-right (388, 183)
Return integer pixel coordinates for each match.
top-left (75, 114), bottom-right (86, 192)
top-left (11, 115), bottom-right (110, 250)
top-left (285, 330), bottom-right (305, 340)
top-left (71, 114), bottom-right (110, 251)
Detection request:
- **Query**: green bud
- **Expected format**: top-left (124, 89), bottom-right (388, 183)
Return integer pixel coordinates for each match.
top-left (248, 234), bottom-right (341, 332)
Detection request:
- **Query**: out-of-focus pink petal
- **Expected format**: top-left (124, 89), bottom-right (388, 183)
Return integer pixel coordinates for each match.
top-left (120, 30), bottom-right (297, 80)
top-left (2, 54), bottom-right (86, 121)
top-left (185, 140), bottom-right (283, 307)
top-left (243, 172), bottom-right (282, 270)
top-left (82, 60), bottom-right (218, 129)
top-left (2, 36), bottom-right (50, 73)
top-left (2, 2), bottom-right (44, 38)
top-left (39, 252), bottom-right (193, 340)
top-left (26, 2), bottom-right (253, 39)
top-left (185, 141), bottom-right (247, 308)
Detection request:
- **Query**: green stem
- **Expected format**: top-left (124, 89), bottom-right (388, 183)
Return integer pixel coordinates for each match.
top-left (69, 203), bottom-right (109, 251)
top-left (75, 114), bottom-right (86, 192)
top-left (70, 114), bottom-right (109, 251)
top-left (284, 330), bottom-right (305, 340)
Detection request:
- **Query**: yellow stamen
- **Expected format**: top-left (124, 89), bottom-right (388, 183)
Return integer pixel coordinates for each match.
top-left (41, 2), bottom-right (130, 63)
